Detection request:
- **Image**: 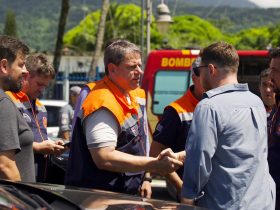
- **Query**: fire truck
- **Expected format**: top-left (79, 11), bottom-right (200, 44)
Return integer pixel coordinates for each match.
top-left (141, 49), bottom-right (270, 135)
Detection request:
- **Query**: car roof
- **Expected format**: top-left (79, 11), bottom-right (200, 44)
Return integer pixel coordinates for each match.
top-left (29, 182), bottom-right (208, 210)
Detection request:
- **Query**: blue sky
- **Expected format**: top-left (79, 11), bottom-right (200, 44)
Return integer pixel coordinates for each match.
top-left (249, 0), bottom-right (280, 8)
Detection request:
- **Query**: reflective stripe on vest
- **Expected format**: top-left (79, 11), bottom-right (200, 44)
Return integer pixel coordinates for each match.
top-left (168, 87), bottom-right (199, 122)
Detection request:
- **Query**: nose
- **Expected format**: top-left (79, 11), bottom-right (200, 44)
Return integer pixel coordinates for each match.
top-left (267, 83), bottom-right (275, 92)
top-left (135, 65), bottom-right (143, 75)
top-left (22, 65), bottom-right (28, 75)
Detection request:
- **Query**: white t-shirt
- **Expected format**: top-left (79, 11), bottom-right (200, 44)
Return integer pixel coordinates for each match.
top-left (84, 107), bottom-right (119, 149)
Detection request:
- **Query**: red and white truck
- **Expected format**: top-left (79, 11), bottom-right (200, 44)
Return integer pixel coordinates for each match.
top-left (141, 49), bottom-right (269, 135)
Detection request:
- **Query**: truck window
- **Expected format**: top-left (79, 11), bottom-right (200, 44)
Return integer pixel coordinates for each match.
top-left (153, 70), bottom-right (191, 115)
top-left (238, 56), bottom-right (269, 95)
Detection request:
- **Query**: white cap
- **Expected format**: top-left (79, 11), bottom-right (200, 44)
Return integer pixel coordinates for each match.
top-left (70, 86), bottom-right (81, 95)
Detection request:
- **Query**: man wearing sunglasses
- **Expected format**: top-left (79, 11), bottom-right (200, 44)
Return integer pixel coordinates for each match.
top-left (179, 42), bottom-right (275, 209)
top-left (150, 57), bottom-right (204, 201)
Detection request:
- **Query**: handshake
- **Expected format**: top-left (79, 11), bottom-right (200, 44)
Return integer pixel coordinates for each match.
top-left (153, 148), bottom-right (186, 175)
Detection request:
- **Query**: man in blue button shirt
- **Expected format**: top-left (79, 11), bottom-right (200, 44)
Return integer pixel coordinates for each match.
top-left (163, 42), bottom-right (275, 209)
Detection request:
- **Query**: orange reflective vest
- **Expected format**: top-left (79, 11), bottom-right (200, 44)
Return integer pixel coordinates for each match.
top-left (66, 76), bottom-right (147, 194)
top-left (163, 87), bottom-right (199, 178)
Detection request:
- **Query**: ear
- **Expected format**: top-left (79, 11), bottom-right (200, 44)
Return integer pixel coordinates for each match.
top-left (208, 64), bottom-right (216, 76)
top-left (191, 73), bottom-right (197, 82)
top-left (0, 59), bottom-right (9, 74)
top-left (108, 63), bottom-right (116, 75)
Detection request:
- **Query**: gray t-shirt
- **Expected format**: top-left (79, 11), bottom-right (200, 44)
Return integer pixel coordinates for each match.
top-left (0, 90), bottom-right (35, 182)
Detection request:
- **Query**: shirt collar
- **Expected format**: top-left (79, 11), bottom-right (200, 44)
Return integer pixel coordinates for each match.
top-left (203, 83), bottom-right (249, 99)
top-left (14, 91), bottom-right (28, 99)
top-left (103, 76), bottom-right (138, 110)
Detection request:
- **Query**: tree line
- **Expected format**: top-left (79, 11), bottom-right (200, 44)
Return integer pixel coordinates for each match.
top-left (63, 3), bottom-right (280, 53)
top-left (1, 2), bottom-right (280, 53)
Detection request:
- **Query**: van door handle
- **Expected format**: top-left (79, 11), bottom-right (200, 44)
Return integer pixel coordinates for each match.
top-left (153, 101), bottom-right (159, 104)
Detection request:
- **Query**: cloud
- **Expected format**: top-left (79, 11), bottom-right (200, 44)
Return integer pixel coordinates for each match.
top-left (248, 0), bottom-right (280, 8)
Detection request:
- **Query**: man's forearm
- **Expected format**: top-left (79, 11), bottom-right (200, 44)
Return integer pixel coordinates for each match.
top-left (91, 147), bottom-right (158, 172)
top-left (0, 164), bottom-right (21, 181)
top-left (166, 172), bottom-right (183, 191)
top-left (90, 147), bottom-right (183, 175)
top-left (0, 151), bottom-right (21, 181)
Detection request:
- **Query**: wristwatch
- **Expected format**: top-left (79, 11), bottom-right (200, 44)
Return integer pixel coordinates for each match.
top-left (143, 177), bottom-right (152, 183)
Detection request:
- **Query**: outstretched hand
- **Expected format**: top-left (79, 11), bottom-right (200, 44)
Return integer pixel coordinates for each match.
top-left (155, 154), bottom-right (183, 175)
top-left (158, 148), bottom-right (186, 163)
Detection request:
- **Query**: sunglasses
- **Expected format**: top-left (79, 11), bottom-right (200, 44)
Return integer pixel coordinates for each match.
top-left (192, 65), bottom-right (208, 77)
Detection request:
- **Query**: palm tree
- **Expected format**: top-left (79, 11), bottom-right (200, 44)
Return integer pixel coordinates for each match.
top-left (88, 0), bottom-right (110, 81)
top-left (53, 0), bottom-right (70, 74)
top-left (48, 0), bottom-right (70, 99)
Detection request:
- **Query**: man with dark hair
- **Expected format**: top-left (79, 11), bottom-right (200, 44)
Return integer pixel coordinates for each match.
top-left (259, 68), bottom-right (275, 134)
top-left (160, 42), bottom-right (275, 209)
top-left (65, 39), bottom-right (182, 197)
top-left (0, 35), bottom-right (35, 182)
top-left (6, 53), bottom-right (65, 182)
top-left (259, 68), bottom-right (275, 117)
top-left (268, 47), bottom-right (280, 209)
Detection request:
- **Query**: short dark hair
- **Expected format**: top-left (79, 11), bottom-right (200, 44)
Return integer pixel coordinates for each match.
top-left (26, 53), bottom-right (55, 79)
top-left (259, 68), bottom-right (271, 85)
top-left (0, 35), bottom-right (29, 65)
top-left (104, 39), bottom-right (141, 75)
top-left (270, 47), bottom-right (280, 59)
top-left (200, 41), bottom-right (239, 73)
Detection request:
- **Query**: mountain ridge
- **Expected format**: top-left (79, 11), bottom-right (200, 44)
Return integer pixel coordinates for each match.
top-left (0, 0), bottom-right (278, 52)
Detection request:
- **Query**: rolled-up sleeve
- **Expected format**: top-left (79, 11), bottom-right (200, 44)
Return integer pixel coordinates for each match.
top-left (181, 103), bottom-right (219, 199)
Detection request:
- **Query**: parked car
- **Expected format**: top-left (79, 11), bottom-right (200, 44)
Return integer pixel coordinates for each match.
top-left (41, 99), bottom-right (68, 138)
top-left (0, 179), bottom-right (207, 210)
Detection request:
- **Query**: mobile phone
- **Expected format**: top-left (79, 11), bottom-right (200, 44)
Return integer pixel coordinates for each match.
top-left (63, 141), bottom-right (71, 147)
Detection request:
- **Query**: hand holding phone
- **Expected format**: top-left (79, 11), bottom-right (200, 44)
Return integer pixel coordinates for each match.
top-left (63, 141), bottom-right (71, 147)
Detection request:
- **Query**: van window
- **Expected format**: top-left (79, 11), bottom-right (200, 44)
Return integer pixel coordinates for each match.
top-left (153, 70), bottom-right (191, 115)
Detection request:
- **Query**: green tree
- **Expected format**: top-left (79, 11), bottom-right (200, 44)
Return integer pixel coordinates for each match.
top-left (231, 27), bottom-right (271, 49)
top-left (3, 10), bottom-right (17, 37)
top-left (63, 11), bottom-right (100, 52)
top-left (166, 15), bottom-right (225, 49)
top-left (53, 0), bottom-right (70, 74)
top-left (47, 0), bottom-right (70, 99)
top-left (64, 3), bottom-right (144, 52)
top-left (63, 4), bottom-right (277, 52)
top-left (269, 24), bottom-right (280, 48)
